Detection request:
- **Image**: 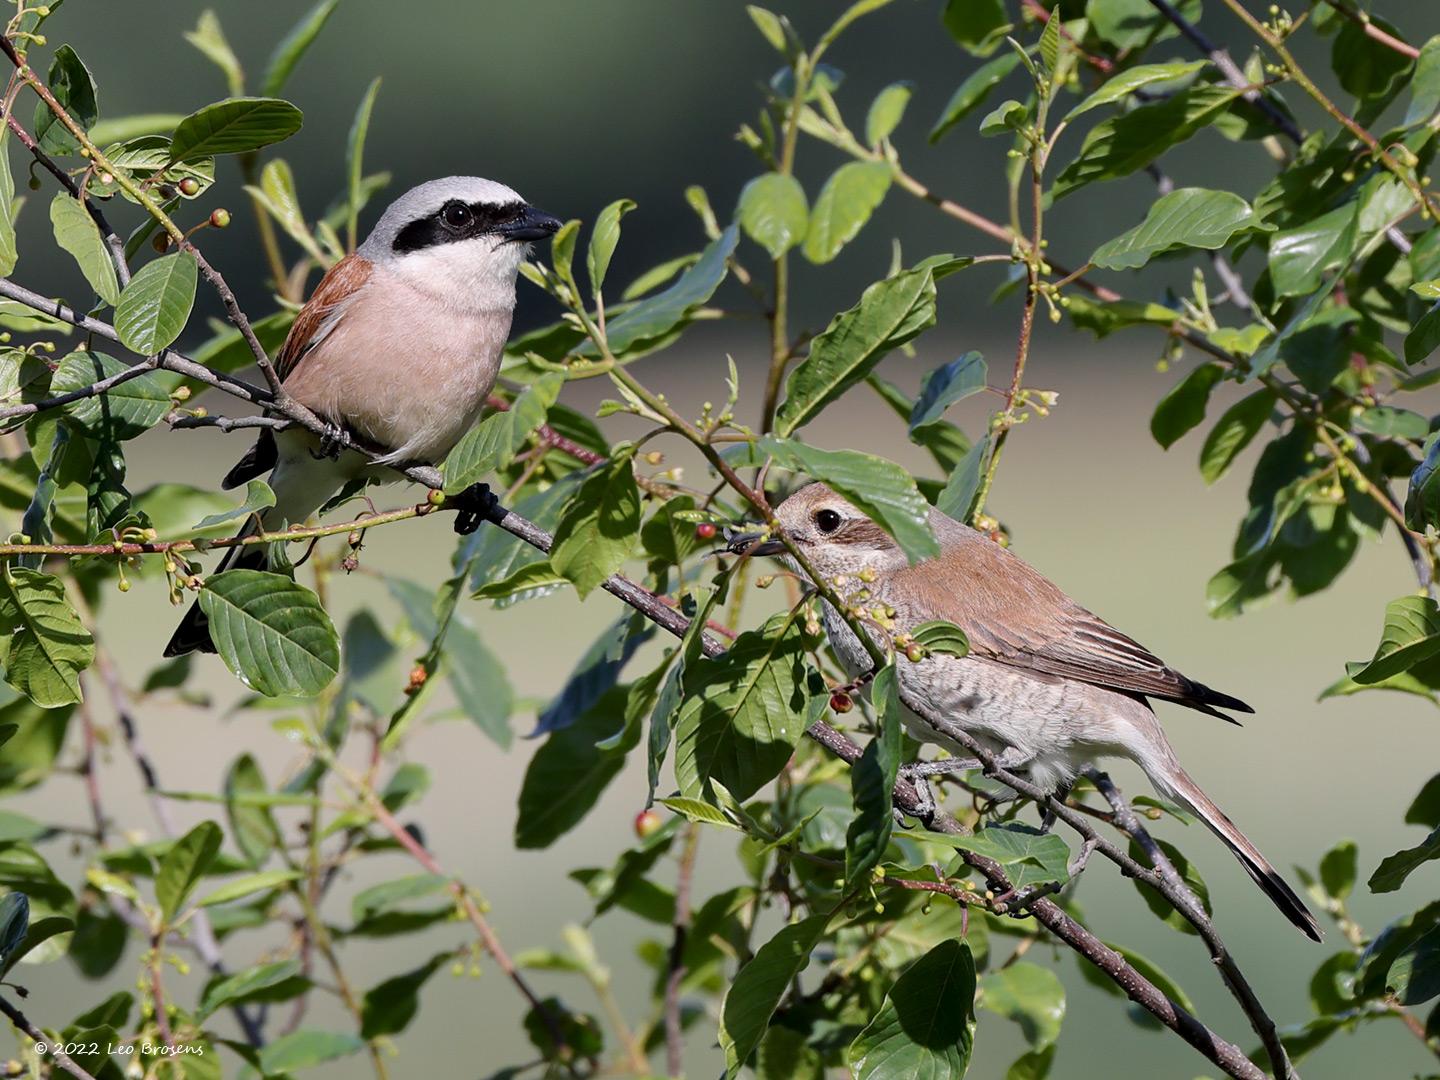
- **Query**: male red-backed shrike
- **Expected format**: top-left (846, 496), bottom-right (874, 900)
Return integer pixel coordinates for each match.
top-left (164, 176), bottom-right (560, 657)
top-left (728, 483), bottom-right (1320, 941)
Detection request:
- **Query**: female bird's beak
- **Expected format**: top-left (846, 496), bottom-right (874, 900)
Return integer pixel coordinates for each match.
top-left (500, 206), bottom-right (563, 242)
top-left (725, 528), bottom-right (784, 556)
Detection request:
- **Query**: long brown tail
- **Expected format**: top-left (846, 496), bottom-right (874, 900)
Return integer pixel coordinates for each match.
top-left (1150, 765), bottom-right (1322, 942)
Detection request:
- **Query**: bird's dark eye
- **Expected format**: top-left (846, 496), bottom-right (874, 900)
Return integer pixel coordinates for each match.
top-left (814, 508), bottom-right (842, 533)
top-left (441, 201), bottom-right (473, 230)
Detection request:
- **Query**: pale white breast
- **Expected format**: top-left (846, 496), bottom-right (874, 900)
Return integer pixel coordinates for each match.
top-left (283, 264), bottom-right (512, 464)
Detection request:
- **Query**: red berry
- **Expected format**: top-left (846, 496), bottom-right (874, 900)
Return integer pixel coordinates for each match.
top-left (633, 809), bottom-right (663, 839)
top-left (209, 208), bottom-right (231, 229)
top-left (830, 691), bottom-right (853, 714)
top-left (696, 522), bottom-right (717, 540)
top-left (178, 177), bottom-right (200, 197)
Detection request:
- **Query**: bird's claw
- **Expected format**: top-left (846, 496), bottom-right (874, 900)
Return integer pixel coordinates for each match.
top-left (311, 421), bottom-right (354, 461)
top-left (451, 482), bottom-right (498, 536)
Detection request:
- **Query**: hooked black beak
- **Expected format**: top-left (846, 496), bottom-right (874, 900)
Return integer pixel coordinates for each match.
top-left (500, 205), bottom-right (562, 243)
top-left (725, 528), bottom-right (784, 557)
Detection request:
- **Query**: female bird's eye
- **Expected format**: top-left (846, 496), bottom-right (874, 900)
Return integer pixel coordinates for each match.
top-left (814, 508), bottom-right (842, 533)
top-left (441, 202), bottom-right (473, 230)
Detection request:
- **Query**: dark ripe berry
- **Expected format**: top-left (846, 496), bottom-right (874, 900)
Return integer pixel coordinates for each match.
top-left (696, 522), bottom-right (717, 540)
top-left (152, 232), bottom-right (170, 253)
top-left (209, 208), bottom-right (231, 229)
top-left (633, 809), bottom-right (663, 839)
top-left (178, 177), bottom-right (200, 197)
top-left (830, 690), bottom-right (853, 714)
top-left (26, 176), bottom-right (40, 191)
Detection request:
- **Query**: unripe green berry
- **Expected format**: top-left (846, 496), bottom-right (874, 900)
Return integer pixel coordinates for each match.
top-left (209, 208), bottom-right (231, 229)
top-left (178, 177), bottom-right (200, 197)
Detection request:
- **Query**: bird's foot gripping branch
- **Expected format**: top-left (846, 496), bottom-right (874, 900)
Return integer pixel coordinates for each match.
top-left (0, 1), bottom-right (1437, 1078)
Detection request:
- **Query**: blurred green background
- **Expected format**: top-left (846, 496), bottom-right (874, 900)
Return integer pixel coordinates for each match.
top-left (6, 1), bottom-right (1440, 1077)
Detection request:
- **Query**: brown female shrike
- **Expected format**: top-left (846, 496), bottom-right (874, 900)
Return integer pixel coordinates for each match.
top-left (164, 177), bottom-right (560, 657)
top-left (729, 483), bottom-right (1321, 941)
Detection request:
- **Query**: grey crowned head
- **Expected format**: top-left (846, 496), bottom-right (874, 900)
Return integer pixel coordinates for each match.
top-left (357, 176), bottom-right (561, 263)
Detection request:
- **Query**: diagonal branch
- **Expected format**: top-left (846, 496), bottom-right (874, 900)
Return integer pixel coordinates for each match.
top-left (0, 994), bottom-right (98, 1080)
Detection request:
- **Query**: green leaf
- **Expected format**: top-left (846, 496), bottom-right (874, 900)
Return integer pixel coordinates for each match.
top-left (443, 372), bottom-right (564, 494)
top-left (1092, 188), bottom-right (1265, 271)
top-left (979, 99), bottom-right (1028, 137)
top-left (1064, 60), bottom-right (1209, 121)
top-left (758, 436), bottom-right (939, 562)
top-left (34, 45), bottom-right (98, 155)
top-left (1151, 362), bottom-right (1224, 449)
top-left (184, 11), bottom-right (244, 97)
top-left (0, 893), bottom-right (29, 975)
top-left (1087, 0), bottom-right (1200, 47)
top-left (1269, 203), bottom-right (1360, 299)
top-left (936, 433), bottom-right (989, 523)
top-left (1370, 828), bottom-right (1440, 894)
top-left (471, 561), bottom-right (568, 603)
top-left (168, 97), bottom-right (304, 161)
top-left (738, 174), bottom-right (808, 260)
top-left (587, 197), bottom-right (636, 295)
top-left (549, 455), bottom-right (640, 598)
top-left (0, 567), bottom-right (94, 707)
top-left (1352, 596), bottom-right (1440, 685)
top-left (719, 913), bottom-right (830, 1076)
top-left (979, 961), bottom-right (1066, 1049)
top-left (747, 5), bottom-right (789, 52)
top-left (1066, 295), bottom-right (1179, 338)
top-left (1198, 389), bottom-right (1274, 484)
top-left (195, 479), bottom-right (275, 532)
top-left (0, 133), bottom-right (17, 278)
top-left (515, 686), bottom-right (635, 849)
top-left (912, 620), bottom-right (970, 657)
top-left (224, 752), bottom-right (280, 868)
top-left (361, 953), bottom-right (449, 1038)
top-left (198, 869), bottom-right (300, 907)
top-left (775, 267), bottom-right (938, 435)
top-left (846, 664), bottom-right (900, 888)
top-left (1129, 835), bottom-right (1212, 933)
top-left (198, 570), bottom-right (340, 698)
top-left (114, 252), bottom-right (197, 355)
top-left (942, 0), bottom-right (1009, 54)
top-left (848, 939), bottom-right (976, 1078)
top-left (1354, 405), bottom-right (1428, 440)
top-left (920, 823), bottom-right (1069, 890)
top-left (50, 193), bottom-right (119, 305)
top-left (345, 78), bottom-right (381, 248)
top-left (198, 959), bottom-right (303, 1019)
top-left (1385, 924), bottom-right (1440, 1004)
top-left (1407, 301), bottom-right (1440, 365)
top-left (658, 796), bottom-right (741, 830)
top-left (591, 225), bottom-right (737, 355)
top-left (675, 613), bottom-right (815, 802)
top-left (1332, 15), bottom-right (1412, 100)
top-left (930, 52), bottom-right (1021, 143)
top-left (445, 615), bottom-right (514, 749)
top-left (1319, 840), bottom-right (1358, 902)
top-left (155, 820), bottom-right (222, 923)
top-left (910, 352), bottom-right (986, 431)
top-left (866, 81), bottom-right (913, 146)
top-left (1052, 86), bottom-right (1240, 200)
top-left (802, 161), bottom-right (891, 264)
top-left (1406, 37), bottom-right (1440, 126)
top-left (351, 874), bottom-right (449, 923)
top-left (258, 1030), bottom-right (364, 1074)
top-left (51, 351), bottom-right (170, 440)
top-left (261, 0), bottom-right (341, 97)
